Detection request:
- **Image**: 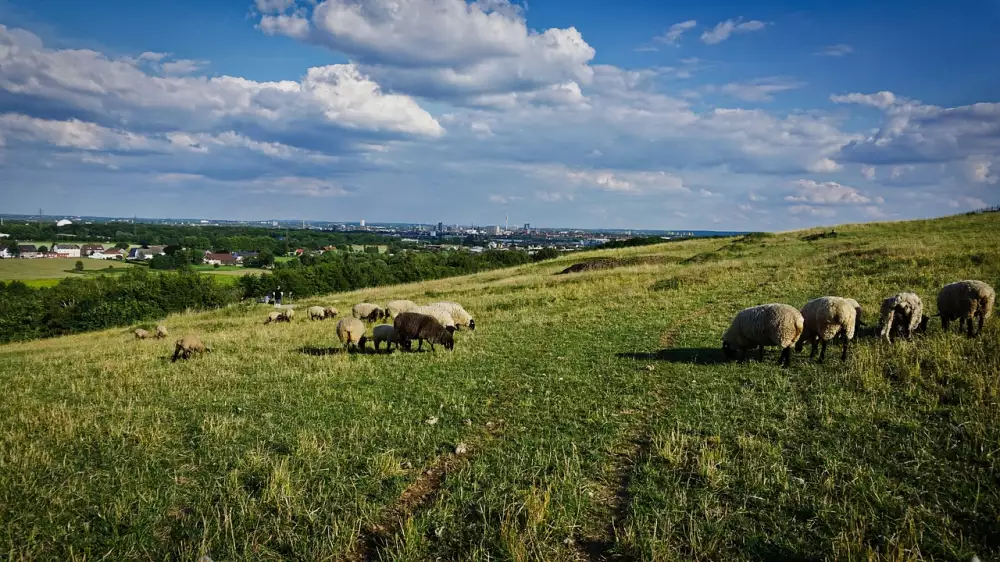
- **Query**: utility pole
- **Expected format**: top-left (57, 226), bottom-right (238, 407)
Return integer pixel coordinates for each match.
top-left (38, 208), bottom-right (43, 226)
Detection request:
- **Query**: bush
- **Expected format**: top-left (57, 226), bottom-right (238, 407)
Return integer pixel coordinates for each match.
top-left (531, 247), bottom-right (561, 262)
top-left (74, 261), bottom-right (84, 272)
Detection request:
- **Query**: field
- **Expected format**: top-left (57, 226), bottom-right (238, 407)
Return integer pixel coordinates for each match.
top-left (1, 213), bottom-right (999, 560)
top-left (0, 257), bottom-right (136, 282)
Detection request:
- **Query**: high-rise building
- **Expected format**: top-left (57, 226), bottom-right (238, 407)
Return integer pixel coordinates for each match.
top-left (523, 223), bottom-right (531, 231)
top-left (487, 225), bottom-right (501, 236)
top-left (437, 222), bottom-right (444, 232)
top-left (360, 219), bottom-right (366, 227)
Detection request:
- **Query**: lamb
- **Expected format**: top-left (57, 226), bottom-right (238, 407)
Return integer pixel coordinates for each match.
top-left (155, 325), bottom-right (169, 339)
top-left (878, 292), bottom-right (924, 342)
top-left (795, 297), bottom-right (857, 362)
top-left (172, 336), bottom-right (211, 362)
top-left (722, 303), bottom-right (804, 367)
top-left (352, 303), bottom-right (385, 322)
top-left (936, 280), bottom-right (995, 337)
top-left (385, 299), bottom-right (417, 319)
top-left (336, 318), bottom-right (367, 352)
top-left (371, 324), bottom-right (402, 352)
top-left (134, 328), bottom-right (150, 340)
top-left (308, 306), bottom-right (328, 320)
top-left (429, 301), bottom-right (475, 330)
top-left (394, 312), bottom-right (455, 352)
top-left (411, 305), bottom-right (457, 332)
top-left (323, 307), bottom-right (338, 319)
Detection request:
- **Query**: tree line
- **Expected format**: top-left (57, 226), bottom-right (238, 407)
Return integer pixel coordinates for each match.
top-left (0, 247), bottom-right (554, 344)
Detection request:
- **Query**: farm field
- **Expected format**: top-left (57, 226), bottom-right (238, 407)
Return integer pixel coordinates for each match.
top-left (1, 212), bottom-right (999, 560)
top-left (0, 257), bottom-right (137, 281)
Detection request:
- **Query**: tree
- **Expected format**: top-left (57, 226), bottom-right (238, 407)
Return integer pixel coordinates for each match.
top-left (245, 250), bottom-right (275, 269)
top-left (115, 242), bottom-right (129, 250)
top-left (74, 261), bottom-right (84, 272)
top-left (532, 247), bottom-right (561, 262)
top-left (37, 245), bottom-right (49, 253)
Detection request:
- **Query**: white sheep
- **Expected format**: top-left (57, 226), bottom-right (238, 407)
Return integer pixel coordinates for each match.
top-left (878, 292), bottom-right (924, 342)
top-left (385, 300), bottom-right (417, 319)
top-left (722, 303), bottom-right (805, 367)
top-left (134, 328), bottom-right (150, 340)
top-left (795, 296), bottom-right (857, 362)
top-left (371, 324), bottom-right (402, 352)
top-left (411, 305), bottom-right (457, 332)
top-left (429, 301), bottom-right (475, 330)
top-left (352, 303), bottom-right (385, 322)
top-left (336, 318), bottom-right (367, 352)
top-left (936, 280), bottom-right (995, 337)
top-left (843, 298), bottom-right (863, 333)
top-left (155, 325), bottom-right (169, 339)
top-left (307, 306), bottom-right (327, 320)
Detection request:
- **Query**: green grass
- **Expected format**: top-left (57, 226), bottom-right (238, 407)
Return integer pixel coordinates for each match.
top-left (2, 213), bottom-right (1000, 560)
top-left (0, 258), bottom-right (137, 281)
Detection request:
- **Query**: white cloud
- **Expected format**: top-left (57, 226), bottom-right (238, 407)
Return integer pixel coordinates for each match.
top-left (488, 194), bottom-right (521, 203)
top-left (562, 168), bottom-right (688, 195)
top-left (807, 157), bottom-right (842, 173)
top-left (0, 113), bottom-right (153, 151)
top-left (965, 156), bottom-right (998, 184)
top-left (784, 179), bottom-right (872, 205)
top-left (254, 0), bottom-right (297, 13)
top-left (160, 59), bottom-right (208, 75)
top-left (257, 0), bottom-right (596, 104)
top-left (861, 165), bottom-right (876, 180)
top-left (788, 205), bottom-right (837, 217)
top-left (657, 20), bottom-right (697, 45)
top-left (830, 91), bottom-right (901, 110)
top-left (816, 44), bottom-right (853, 57)
top-left (701, 18), bottom-right (768, 45)
top-left (719, 77), bottom-right (804, 102)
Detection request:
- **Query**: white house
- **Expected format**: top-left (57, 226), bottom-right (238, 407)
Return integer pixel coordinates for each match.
top-left (0, 245), bottom-right (12, 259)
top-left (53, 244), bottom-right (81, 258)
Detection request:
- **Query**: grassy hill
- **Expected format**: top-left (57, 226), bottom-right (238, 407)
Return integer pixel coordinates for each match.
top-left (1, 212), bottom-right (999, 560)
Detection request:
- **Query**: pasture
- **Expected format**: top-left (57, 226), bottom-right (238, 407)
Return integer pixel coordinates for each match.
top-left (0, 257), bottom-right (136, 281)
top-left (1, 212), bottom-right (999, 560)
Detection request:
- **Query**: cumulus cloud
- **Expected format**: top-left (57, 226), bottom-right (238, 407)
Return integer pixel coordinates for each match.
top-left (160, 59), bottom-right (208, 75)
top-left (807, 157), bottom-right (842, 173)
top-left (861, 165), bottom-right (876, 180)
top-left (257, 0), bottom-right (596, 103)
top-left (965, 156), bottom-right (998, 184)
top-left (657, 20), bottom-right (697, 45)
top-left (701, 18), bottom-right (767, 45)
top-left (788, 205), bottom-right (837, 218)
top-left (830, 91), bottom-right (901, 110)
top-left (784, 179), bottom-right (872, 205)
top-left (719, 77), bottom-right (804, 102)
top-left (0, 113), bottom-right (153, 151)
top-left (816, 44), bottom-right (853, 57)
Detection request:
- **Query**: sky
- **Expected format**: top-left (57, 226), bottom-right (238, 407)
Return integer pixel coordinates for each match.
top-left (0, 0), bottom-right (998, 230)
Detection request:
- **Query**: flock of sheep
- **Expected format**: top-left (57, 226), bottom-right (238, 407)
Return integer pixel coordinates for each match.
top-left (723, 280), bottom-right (996, 367)
top-left (265, 299), bottom-right (475, 354)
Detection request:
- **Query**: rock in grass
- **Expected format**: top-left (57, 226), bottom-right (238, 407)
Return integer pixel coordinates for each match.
top-left (455, 443), bottom-right (468, 455)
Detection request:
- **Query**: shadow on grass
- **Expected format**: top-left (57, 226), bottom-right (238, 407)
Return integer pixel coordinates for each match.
top-left (617, 347), bottom-right (729, 365)
top-left (298, 345), bottom-right (363, 356)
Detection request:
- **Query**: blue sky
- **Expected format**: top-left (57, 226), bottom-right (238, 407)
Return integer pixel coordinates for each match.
top-left (0, 0), bottom-right (998, 230)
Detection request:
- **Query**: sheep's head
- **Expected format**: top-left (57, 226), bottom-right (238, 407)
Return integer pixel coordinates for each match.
top-left (468, 319), bottom-right (476, 331)
top-left (442, 330), bottom-right (455, 350)
top-left (917, 316), bottom-right (929, 334)
top-left (446, 325), bottom-right (456, 334)
top-left (721, 340), bottom-right (737, 359)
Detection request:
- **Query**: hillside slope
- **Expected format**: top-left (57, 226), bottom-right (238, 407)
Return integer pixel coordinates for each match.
top-left (2, 213), bottom-right (999, 560)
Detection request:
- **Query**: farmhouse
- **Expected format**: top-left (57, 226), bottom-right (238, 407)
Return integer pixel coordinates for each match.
top-left (232, 251), bottom-right (258, 263)
top-left (127, 246), bottom-right (165, 260)
top-left (18, 245), bottom-right (39, 258)
top-left (0, 245), bottom-right (13, 258)
top-left (204, 252), bottom-right (238, 266)
top-left (80, 244), bottom-right (105, 256)
top-left (90, 248), bottom-right (123, 260)
top-left (53, 244), bottom-right (81, 258)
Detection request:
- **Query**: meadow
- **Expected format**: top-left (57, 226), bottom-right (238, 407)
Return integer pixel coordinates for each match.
top-left (1, 212), bottom-right (998, 560)
top-left (0, 257), bottom-right (137, 281)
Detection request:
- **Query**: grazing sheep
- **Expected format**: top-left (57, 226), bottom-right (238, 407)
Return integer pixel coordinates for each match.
top-left (429, 301), bottom-right (476, 330)
top-left (134, 328), bottom-right (150, 340)
top-left (843, 298), bottom-right (864, 334)
top-left (281, 308), bottom-right (295, 322)
top-left (394, 312), bottom-right (455, 352)
top-left (936, 280), bottom-right (995, 337)
top-left (411, 305), bottom-right (457, 332)
top-left (722, 303), bottom-right (804, 367)
top-left (352, 303), bottom-right (385, 322)
top-left (385, 299), bottom-right (417, 319)
top-left (336, 318), bottom-right (367, 351)
top-left (878, 292), bottom-right (924, 342)
top-left (323, 306), bottom-right (338, 319)
top-left (265, 311), bottom-right (282, 324)
top-left (795, 297), bottom-right (857, 362)
top-left (308, 306), bottom-right (327, 320)
top-left (172, 336), bottom-right (211, 362)
top-left (155, 325), bottom-right (169, 339)
top-left (372, 324), bottom-right (402, 352)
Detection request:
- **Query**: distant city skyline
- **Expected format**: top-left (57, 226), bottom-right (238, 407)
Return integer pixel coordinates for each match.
top-left (0, 0), bottom-right (997, 230)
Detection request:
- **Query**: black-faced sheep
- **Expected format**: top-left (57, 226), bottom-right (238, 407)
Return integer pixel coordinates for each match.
top-left (308, 306), bottom-right (327, 320)
top-left (385, 300), bottom-right (417, 319)
top-left (936, 280), bottom-right (995, 337)
top-left (155, 325), bottom-right (169, 339)
top-left (722, 303), bottom-right (804, 367)
top-left (795, 296), bottom-right (857, 362)
top-left (411, 305), bottom-right (457, 333)
top-left (352, 303), bottom-right (385, 322)
top-left (429, 301), bottom-right (475, 330)
top-left (323, 306), bottom-right (338, 319)
top-left (394, 312), bottom-right (455, 352)
top-left (134, 328), bottom-right (150, 340)
top-left (372, 324), bottom-right (402, 352)
top-left (336, 318), bottom-right (367, 351)
top-left (172, 336), bottom-right (211, 362)
top-left (878, 292), bottom-right (924, 342)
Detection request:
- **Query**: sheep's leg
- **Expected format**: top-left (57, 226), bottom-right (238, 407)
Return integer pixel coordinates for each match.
top-left (430, 342), bottom-right (435, 352)
top-left (818, 340), bottom-right (827, 363)
top-left (809, 341), bottom-right (817, 359)
top-left (418, 339), bottom-right (424, 351)
top-left (171, 348), bottom-right (180, 362)
top-left (942, 317), bottom-right (951, 332)
top-left (758, 345), bottom-right (765, 362)
top-left (841, 332), bottom-right (849, 361)
top-left (968, 316), bottom-right (976, 338)
top-left (977, 314), bottom-right (985, 337)
top-left (779, 347), bottom-right (791, 367)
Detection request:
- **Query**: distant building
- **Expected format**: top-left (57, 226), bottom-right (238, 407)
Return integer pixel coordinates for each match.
top-left (203, 252), bottom-right (237, 266)
top-left (128, 247), bottom-right (164, 260)
top-left (487, 225), bottom-right (502, 236)
top-left (18, 245), bottom-right (39, 258)
top-left (0, 245), bottom-right (13, 258)
top-left (437, 222), bottom-right (444, 232)
top-left (80, 244), bottom-right (105, 256)
top-left (360, 219), bottom-right (366, 227)
top-left (232, 251), bottom-right (259, 263)
top-left (53, 244), bottom-right (81, 258)
top-left (55, 219), bottom-right (73, 227)
top-left (90, 248), bottom-right (123, 260)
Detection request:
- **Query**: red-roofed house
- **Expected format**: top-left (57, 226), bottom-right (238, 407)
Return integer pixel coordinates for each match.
top-left (204, 252), bottom-right (237, 266)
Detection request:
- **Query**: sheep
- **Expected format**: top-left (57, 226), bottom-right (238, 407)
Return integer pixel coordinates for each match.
top-left (411, 305), bottom-right (457, 333)
top-left (281, 308), bottom-right (295, 322)
top-left (429, 301), bottom-right (476, 330)
top-left (936, 280), bottom-right (995, 337)
top-left (155, 325), bottom-right (169, 339)
top-left (172, 336), bottom-right (211, 362)
top-left (394, 312), bottom-right (455, 352)
top-left (843, 298), bottom-right (864, 334)
top-left (308, 306), bottom-right (328, 320)
top-left (336, 318), bottom-right (367, 352)
top-left (722, 303), bottom-right (804, 367)
top-left (352, 303), bottom-right (385, 322)
top-left (265, 311), bottom-right (282, 324)
top-left (371, 324), bottom-right (402, 352)
top-left (385, 299), bottom-right (418, 319)
top-left (134, 328), bottom-right (150, 340)
top-left (795, 297), bottom-right (857, 362)
top-left (878, 292), bottom-right (924, 342)
top-left (323, 307), bottom-right (338, 319)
